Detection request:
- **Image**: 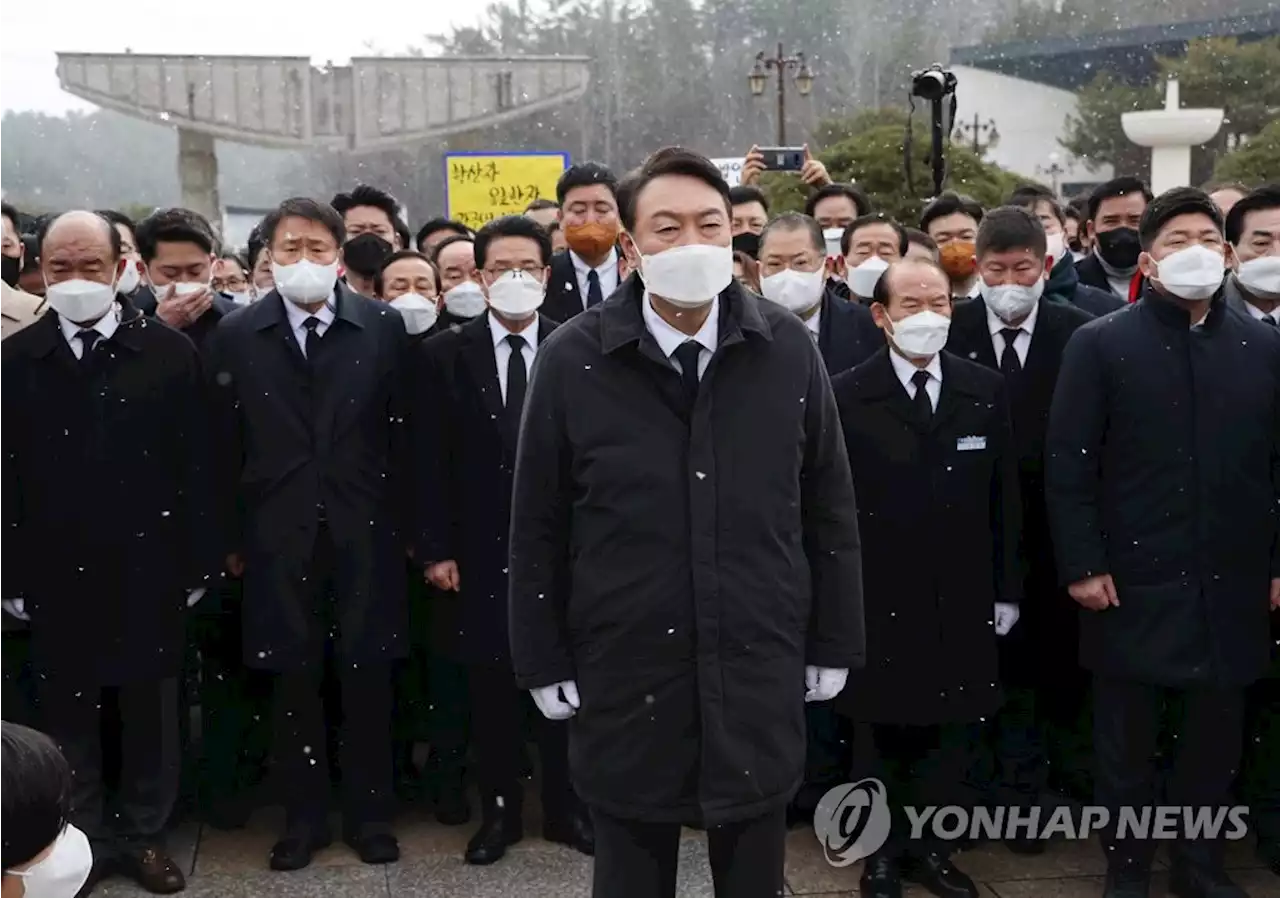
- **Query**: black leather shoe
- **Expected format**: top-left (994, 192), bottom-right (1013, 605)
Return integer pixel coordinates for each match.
top-left (901, 851), bottom-right (979, 898)
top-left (434, 776), bottom-right (471, 826)
top-left (1005, 835), bottom-right (1046, 856)
top-left (544, 810), bottom-right (594, 856)
top-left (1103, 859), bottom-right (1151, 898)
top-left (269, 826), bottom-right (333, 872)
top-left (117, 847), bottom-right (186, 894)
top-left (1169, 860), bottom-right (1248, 898)
top-left (858, 853), bottom-right (902, 898)
top-left (345, 830), bottom-right (400, 865)
top-left (464, 815), bottom-right (524, 865)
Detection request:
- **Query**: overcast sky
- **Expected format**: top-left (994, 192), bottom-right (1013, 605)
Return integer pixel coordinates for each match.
top-left (0, 0), bottom-right (486, 114)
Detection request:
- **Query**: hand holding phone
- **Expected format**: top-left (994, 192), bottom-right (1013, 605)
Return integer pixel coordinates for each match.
top-left (756, 147), bottom-right (806, 172)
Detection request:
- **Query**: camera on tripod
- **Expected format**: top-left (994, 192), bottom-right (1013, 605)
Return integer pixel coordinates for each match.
top-left (911, 64), bottom-right (957, 102)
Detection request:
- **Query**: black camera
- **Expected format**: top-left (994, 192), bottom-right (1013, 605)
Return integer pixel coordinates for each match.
top-left (910, 64), bottom-right (957, 101)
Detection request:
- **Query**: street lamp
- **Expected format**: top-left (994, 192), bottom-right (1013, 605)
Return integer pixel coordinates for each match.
top-left (1036, 152), bottom-right (1072, 196)
top-left (953, 113), bottom-right (999, 155)
top-left (747, 43), bottom-right (815, 145)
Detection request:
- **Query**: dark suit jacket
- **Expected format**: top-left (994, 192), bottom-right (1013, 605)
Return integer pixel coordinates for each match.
top-left (816, 288), bottom-right (884, 376)
top-left (542, 251), bottom-right (587, 323)
top-left (1075, 253), bottom-right (1144, 303)
top-left (1046, 254), bottom-right (1123, 317)
top-left (206, 285), bottom-right (413, 670)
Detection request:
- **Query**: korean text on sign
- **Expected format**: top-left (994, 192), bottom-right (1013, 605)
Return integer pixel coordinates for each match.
top-left (444, 152), bottom-right (570, 230)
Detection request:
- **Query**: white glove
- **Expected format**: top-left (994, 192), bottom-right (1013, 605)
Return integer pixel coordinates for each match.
top-left (186, 588), bottom-right (207, 608)
top-left (804, 666), bottom-right (848, 703)
top-left (3, 599), bottom-right (29, 621)
top-left (994, 603), bottom-right (1020, 636)
top-left (530, 680), bottom-right (580, 720)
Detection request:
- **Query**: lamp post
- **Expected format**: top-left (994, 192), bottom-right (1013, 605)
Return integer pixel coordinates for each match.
top-left (1036, 152), bottom-right (1071, 196)
top-left (953, 113), bottom-right (999, 155)
top-left (747, 43), bottom-right (815, 145)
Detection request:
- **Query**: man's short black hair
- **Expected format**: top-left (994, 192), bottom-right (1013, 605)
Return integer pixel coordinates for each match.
top-left (759, 212), bottom-right (824, 256)
top-left (474, 214), bottom-right (553, 269)
top-left (95, 209), bottom-right (137, 240)
top-left (804, 183), bottom-right (872, 220)
top-left (919, 191), bottom-right (984, 234)
top-left (1063, 205), bottom-right (1082, 225)
top-left (415, 218), bottom-right (472, 253)
top-left (872, 258), bottom-right (950, 308)
top-left (37, 211), bottom-right (124, 260)
top-left (330, 184), bottom-right (402, 229)
top-left (429, 233), bottom-right (476, 265)
top-left (2, 201), bottom-right (22, 232)
top-left (218, 251), bottom-right (248, 270)
top-left (904, 227), bottom-right (938, 255)
top-left (1225, 184), bottom-right (1280, 246)
top-left (840, 213), bottom-right (908, 257)
top-left (556, 162), bottom-right (619, 206)
top-left (728, 185), bottom-right (770, 213)
top-left (246, 222), bottom-right (267, 272)
top-left (1086, 176), bottom-right (1153, 223)
top-left (374, 249), bottom-right (439, 297)
top-left (1138, 186), bottom-right (1223, 251)
top-left (260, 197), bottom-right (345, 250)
top-left (2, 722), bottom-right (72, 871)
top-left (1007, 188), bottom-right (1066, 226)
top-left (620, 147), bottom-right (730, 233)
top-left (976, 205), bottom-right (1048, 259)
top-left (135, 207), bottom-right (217, 262)
top-left (393, 218), bottom-right (411, 250)
top-left (526, 198), bottom-right (559, 212)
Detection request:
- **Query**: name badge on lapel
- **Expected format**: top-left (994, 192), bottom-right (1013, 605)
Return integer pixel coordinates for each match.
top-left (957, 435), bottom-right (986, 452)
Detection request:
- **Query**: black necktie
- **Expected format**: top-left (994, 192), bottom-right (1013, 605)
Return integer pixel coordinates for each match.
top-left (586, 269), bottom-right (603, 308)
top-left (911, 369), bottom-right (932, 424)
top-left (999, 327), bottom-right (1023, 377)
top-left (673, 341), bottom-right (702, 410)
top-left (1264, 315), bottom-right (1278, 327)
top-left (505, 334), bottom-right (528, 434)
top-left (76, 329), bottom-right (100, 368)
top-left (302, 316), bottom-right (323, 361)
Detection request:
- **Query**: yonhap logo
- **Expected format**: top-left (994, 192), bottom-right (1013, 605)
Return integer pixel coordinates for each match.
top-left (813, 778), bottom-right (892, 866)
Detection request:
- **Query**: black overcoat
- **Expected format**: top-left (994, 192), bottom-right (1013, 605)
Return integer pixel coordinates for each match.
top-left (541, 251), bottom-right (586, 323)
top-left (508, 276), bottom-right (864, 826)
top-left (414, 312), bottom-right (559, 664)
top-left (1046, 289), bottom-right (1280, 687)
top-left (3, 310), bottom-right (215, 685)
top-left (831, 348), bottom-right (1022, 725)
top-left (205, 286), bottom-right (413, 671)
top-left (815, 288), bottom-right (884, 377)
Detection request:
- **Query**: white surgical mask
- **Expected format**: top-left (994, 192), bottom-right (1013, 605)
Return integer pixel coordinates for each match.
top-left (1155, 244), bottom-right (1225, 301)
top-left (116, 261), bottom-right (141, 295)
top-left (639, 243), bottom-right (733, 309)
top-left (981, 277), bottom-right (1044, 324)
top-left (389, 293), bottom-right (439, 334)
top-left (155, 281), bottom-right (208, 300)
top-left (886, 309), bottom-right (951, 360)
top-left (272, 258), bottom-right (339, 306)
top-left (226, 291), bottom-right (254, 306)
top-left (822, 228), bottom-right (844, 258)
top-left (7, 823), bottom-right (93, 898)
top-left (486, 271), bottom-right (545, 320)
top-left (760, 267), bottom-right (825, 314)
top-left (849, 256), bottom-right (890, 299)
top-left (444, 281), bottom-right (488, 319)
top-left (1044, 233), bottom-right (1066, 267)
top-left (44, 277), bottom-right (117, 324)
top-left (1237, 256), bottom-right (1280, 299)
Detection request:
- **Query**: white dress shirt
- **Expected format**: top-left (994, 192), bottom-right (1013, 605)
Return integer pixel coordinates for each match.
top-left (572, 249), bottom-right (619, 310)
top-left (1242, 299), bottom-right (1280, 325)
top-left (283, 295), bottom-right (336, 357)
top-left (641, 292), bottom-right (719, 380)
top-left (803, 308), bottom-right (822, 342)
top-left (59, 302), bottom-right (121, 359)
top-left (490, 313), bottom-right (541, 404)
top-left (985, 297), bottom-right (1040, 367)
top-left (889, 348), bottom-right (942, 412)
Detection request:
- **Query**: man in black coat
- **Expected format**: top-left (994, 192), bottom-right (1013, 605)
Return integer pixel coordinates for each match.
top-left (946, 207), bottom-right (1095, 853)
top-left (416, 215), bottom-right (591, 865)
top-left (541, 162), bottom-right (624, 323)
top-left (206, 197), bottom-right (412, 871)
top-left (135, 208), bottom-right (238, 350)
top-left (1075, 176), bottom-right (1152, 303)
top-left (509, 148), bottom-right (864, 898)
top-left (1047, 187), bottom-right (1280, 898)
top-left (833, 257), bottom-right (1021, 898)
top-left (3, 210), bottom-right (214, 895)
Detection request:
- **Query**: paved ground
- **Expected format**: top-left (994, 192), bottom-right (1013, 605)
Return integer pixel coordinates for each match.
top-left (93, 806), bottom-right (1276, 898)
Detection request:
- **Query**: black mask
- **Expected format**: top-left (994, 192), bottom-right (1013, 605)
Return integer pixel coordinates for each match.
top-left (1067, 237), bottom-right (1083, 254)
top-left (732, 231), bottom-right (761, 260)
top-left (1095, 227), bottom-right (1141, 269)
top-left (1, 254), bottom-right (19, 288)
top-left (342, 233), bottom-right (393, 277)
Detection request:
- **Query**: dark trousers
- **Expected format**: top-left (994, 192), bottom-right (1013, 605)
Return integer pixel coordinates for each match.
top-left (1241, 677), bottom-right (1280, 849)
top-left (850, 721), bottom-right (983, 861)
top-left (791, 703), bottom-right (852, 818)
top-left (1093, 674), bottom-right (1245, 866)
top-left (2, 628), bottom-right (35, 726)
top-left (468, 661), bottom-right (572, 821)
top-left (37, 676), bottom-right (179, 858)
top-left (990, 685), bottom-right (1046, 808)
top-left (590, 806), bottom-right (786, 898)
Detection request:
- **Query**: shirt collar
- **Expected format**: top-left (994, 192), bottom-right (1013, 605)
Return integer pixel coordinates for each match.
top-left (888, 346), bottom-right (942, 392)
top-left (803, 307), bottom-right (822, 336)
top-left (571, 248), bottom-right (618, 279)
top-left (59, 302), bottom-right (122, 344)
top-left (283, 294), bottom-right (336, 331)
top-left (489, 311), bottom-right (540, 349)
top-left (985, 295), bottom-right (1040, 338)
top-left (1239, 295), bottom-right (1276, 323)
top-left (641, 291), bottom-right (719, 359)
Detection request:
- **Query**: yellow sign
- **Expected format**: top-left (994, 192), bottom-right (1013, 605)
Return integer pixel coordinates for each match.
top-left (444, 152), bottom-right (569, 230)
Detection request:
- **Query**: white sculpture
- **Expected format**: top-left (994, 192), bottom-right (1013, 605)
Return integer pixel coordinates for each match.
top-left (1121, 78), bottom-right (1223, 195)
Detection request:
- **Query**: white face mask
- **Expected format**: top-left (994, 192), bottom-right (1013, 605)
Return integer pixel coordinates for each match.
top-left (44, 277), bottom-right (117, 324)
top-left (486, 270), bottom-right (546, 320)
top-left (638, 243), bottom-right (734, 309)
top-left (225, 291), bottom-right (254, 306)
top-left (822, 228), bottom-right (844, 258)
top-left (760, 266), bottom-right (825, 314)
top-left (1154, 244), bottom-right (1225, 301)
top-left (116, 261), bottom-right (141, 295)
top-left (981, 277), bottom-right (1045, 324)
top-left (154, 281), bottom-right (208, 300)
top-left (1237, 256), bottom-right (1280, 299)
top-left (7, 823), bottom-right (93, 898)
top-left (443, 281), bottom-right (488, 319)
top-left (1044, 233), bottom-right (1065, 267)
top-left (272, 258), bottom-right (339, 306)
top-left (389, 293), bottom-right (440, 335)
top-left (1071, 250), bottom-right (1088, 263)
top-left (848, 256), bottom-right (890, 299)
top-left (886, 309), bottom-right (951, 360)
